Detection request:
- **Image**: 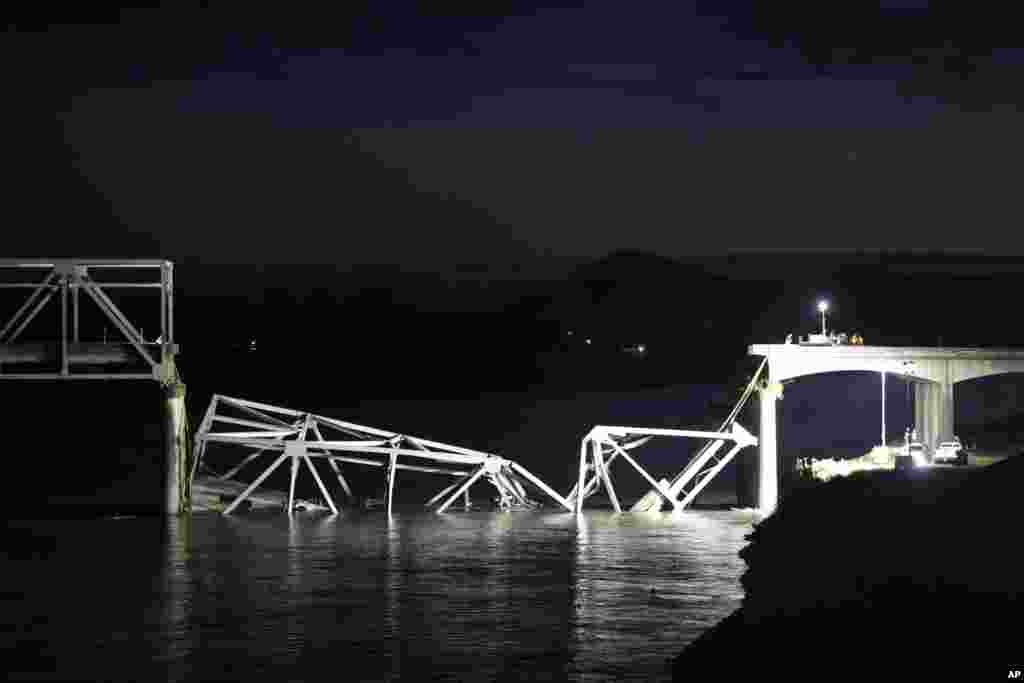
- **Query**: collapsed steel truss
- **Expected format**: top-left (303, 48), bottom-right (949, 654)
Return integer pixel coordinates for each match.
top-left (0, 259), bottom-right (177, 382)
top-left (192, 395), bottom-right (574, 515)
top-left (567, 423), bottom-right (758, 513)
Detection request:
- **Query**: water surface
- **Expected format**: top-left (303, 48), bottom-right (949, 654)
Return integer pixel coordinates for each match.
top-left (5, 508), bottom-right (753, 682)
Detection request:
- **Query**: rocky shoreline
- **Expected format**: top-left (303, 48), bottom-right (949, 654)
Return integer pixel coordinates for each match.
top-left (674, 457), bottom-right (1023, 678)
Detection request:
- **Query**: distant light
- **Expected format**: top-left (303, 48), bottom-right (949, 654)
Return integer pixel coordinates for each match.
top-left (568, 330), bottom-right (574, 336)
top-left (637, 344), bottom-right (646, 353)
top-left (817, 300), bottom-right (828, 313)
top-left (585, 338), bottom-right (592, 345)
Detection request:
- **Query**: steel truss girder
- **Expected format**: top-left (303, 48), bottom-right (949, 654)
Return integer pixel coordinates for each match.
top-left (194, 394), bottom-right (571, 515)
top-left (568, 422), bottom-right (758, 513)
top-left (0, 260), bottom-right (176, 382)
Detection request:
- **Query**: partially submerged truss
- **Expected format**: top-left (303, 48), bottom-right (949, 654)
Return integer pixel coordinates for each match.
top-left (191, 395), bottom-right (573, 515)
top-left (567, 423), bottom-right (758, 513)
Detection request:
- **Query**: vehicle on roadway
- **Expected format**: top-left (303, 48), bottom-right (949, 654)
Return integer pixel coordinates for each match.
top-left (933, 438), bottom-right (966, 465)
top-left (797, 332), bottom-right (864, 346)
top-left (897, 441), bottom-right (929, 469)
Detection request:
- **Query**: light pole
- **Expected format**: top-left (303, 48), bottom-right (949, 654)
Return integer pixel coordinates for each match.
top-left (817, 300), bottom-right (828, 336)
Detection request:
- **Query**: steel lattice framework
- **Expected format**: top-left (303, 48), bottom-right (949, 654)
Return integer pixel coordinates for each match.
top-left (192, 395), bottom-right (574, 515)
top-left (0, 259), bottom-right (177, 383)
top-left (567, 422), bottom-right (758, 513)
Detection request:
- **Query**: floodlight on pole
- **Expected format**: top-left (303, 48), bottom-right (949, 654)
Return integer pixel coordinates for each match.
top-left (817, 300), bottom-right (828, 335)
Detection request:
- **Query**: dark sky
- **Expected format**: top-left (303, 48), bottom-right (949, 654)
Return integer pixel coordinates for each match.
top-left (7, 3), bottom-right (1024, 275)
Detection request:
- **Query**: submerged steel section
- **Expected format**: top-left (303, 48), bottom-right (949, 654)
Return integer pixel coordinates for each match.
top-left (567, 423), bottom-right (758, 513)
top-left (0, 259), bottom-right (177, 382)
top-left (193, 395), bottom-right (573, 515)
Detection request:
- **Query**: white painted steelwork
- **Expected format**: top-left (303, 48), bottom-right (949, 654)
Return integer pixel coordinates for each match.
top-left (193, 394), bottom-right (572, 515)
top-left (0, 259), bottom-right (189, 515)
top-left (567, 422), bottom-right (758, 513)
top-left (0, 259), bottom-right (177, 382)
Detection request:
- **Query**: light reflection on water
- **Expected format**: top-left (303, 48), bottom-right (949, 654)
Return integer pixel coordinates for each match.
top-left (5, 509), bottom-right (752, 682)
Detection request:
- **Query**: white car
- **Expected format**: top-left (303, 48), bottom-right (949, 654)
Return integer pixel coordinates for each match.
top-left (933, 440), bottom-right (964, 465)
top-left (898, 442), bottom-right (929, 468)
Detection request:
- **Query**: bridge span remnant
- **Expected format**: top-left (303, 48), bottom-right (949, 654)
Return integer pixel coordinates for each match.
top-left (0, 259), bottom-right (187, 515)
top-left (192, 395), bottom-right (574, 515)
top-left (748, 344), bottom-right (1024, 514)
top-left (567, 423), bottom-right (757, 513)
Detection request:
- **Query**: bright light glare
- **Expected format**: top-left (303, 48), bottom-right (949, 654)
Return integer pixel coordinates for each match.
top-left (637, 344), bottom-right (646, 353)
top-left (817, 300), bottom-right (828, 313)
top-left (585, 338), bottom-right (592, 345)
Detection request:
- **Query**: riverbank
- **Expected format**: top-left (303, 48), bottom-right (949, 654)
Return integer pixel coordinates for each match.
top-left (674, 456), bottom-right (1024, 678)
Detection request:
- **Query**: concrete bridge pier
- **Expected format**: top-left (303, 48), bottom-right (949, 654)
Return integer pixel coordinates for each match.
top-left (734, 383), bottom-right (780, 514)
top-left (914, 380), bottom-right (954, 452)
top-left (163, 381), bottom-right (189, 515)
top-left (757, 382), bottom-right (780, 515)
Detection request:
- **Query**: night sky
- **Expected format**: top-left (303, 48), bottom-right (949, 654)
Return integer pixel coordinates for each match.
top-left (5, 4), bottom-right (1024, 489)
top-left (7, 4), bottom-right (1024, 267)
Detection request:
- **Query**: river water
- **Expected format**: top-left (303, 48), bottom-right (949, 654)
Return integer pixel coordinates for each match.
top-left (6, 508), bottom-right (754, 682)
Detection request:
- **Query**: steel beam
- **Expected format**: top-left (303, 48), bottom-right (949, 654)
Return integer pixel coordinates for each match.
top-left (0, 270), bottom-right (56, 340)
top-left (165, 261), bottom-right (173, 344)
top-left (216, 395), bottom-right (306, 418)
top-left (676, 441), bottom-right (748, 510)
top-left (0, 259), bottom-right (168, 267)
top-left (303, 452), bottom-right (338, 515)
top-left (426, 477), bottom-right (467, 507)
top-left (216, 449), bottom-right (269, 480)
top-left (385, 450), bottom-right (398, 516)
top-left (0, 282), bottom-right (166, 289)
top-left (509, 462), bottom-right (573, 512)
top-left (287, 450), bottom-right (300, 515)
top-left (594, 442), bottom-right (621, 513)
top-left (606, 438), bottom-right (680, 511)
top-left (7, 286), bottom-right (56, 343)
top-left (436, 465), bottom-right (487, 513)
top-left (217, 398), bottom-right (296, 429)
top-left (60, 278), bottom-right (68, 376)
top-left (574, 439), bottom-right (588, 514)
top-left (212, 415), bottom-right (301, 431)
top-left (72, 279), bottom-right (79, 343)
top-left (0, 373), bottom-right (155, 380)
top-left (327, 458), bottom-right (354, 498)
top-left (223, 452), bottom-right (290, 514)
top-left (79, 280), bottom-right (156, 369)
top-left (81, 275), bottom-right (145, 344)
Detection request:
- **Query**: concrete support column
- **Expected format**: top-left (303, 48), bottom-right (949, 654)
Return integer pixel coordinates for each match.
top-left (913, 381), bottom-right (927, 449)
top-left (941, 380), bottom-right (955, 445)
top-left (914, 381), bottom-right (954, 452)
top-left (758, 385), bottom-right (779, 515)
top-left (914, 382), bottom-right (934, 451)
top-left (163, 382), bottom-right (188, 515)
